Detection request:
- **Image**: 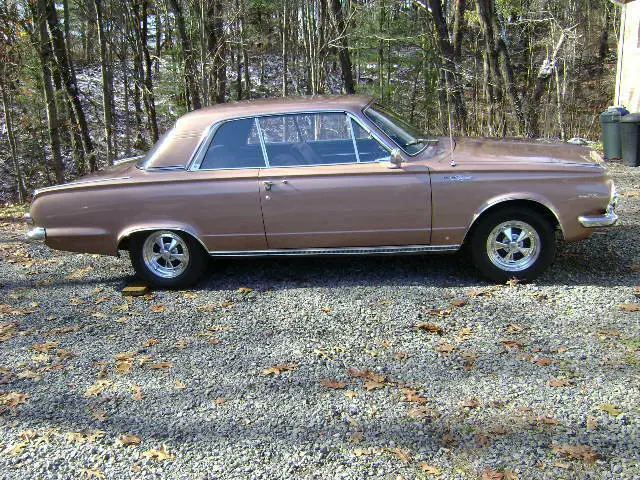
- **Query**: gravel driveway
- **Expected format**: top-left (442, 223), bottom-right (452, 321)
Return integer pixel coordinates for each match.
top-left (1, 163), bottom-right (639, 480)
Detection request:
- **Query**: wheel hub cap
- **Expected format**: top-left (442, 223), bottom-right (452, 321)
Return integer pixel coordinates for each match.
top-left (486, 220), bottom-right (541, 272)
top-left (142, 231), bottom-right (190, 279)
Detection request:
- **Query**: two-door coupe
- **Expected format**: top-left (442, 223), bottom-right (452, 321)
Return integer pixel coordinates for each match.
top-left (25, 96), bottom-right (618, 287)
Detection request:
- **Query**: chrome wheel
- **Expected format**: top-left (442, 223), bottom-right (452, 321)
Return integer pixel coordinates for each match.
top-left (486, 220), bottom-right (540, 272)
top-left (142, 231), bottom-right (190, 279)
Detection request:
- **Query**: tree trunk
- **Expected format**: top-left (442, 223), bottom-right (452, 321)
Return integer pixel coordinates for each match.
top-left (330, 0), bottom-right (355, 94)
top-left (0, 78), bottom-right (27, 202)
top-left (34, 1), bottom-right (66, 182)
top-left (43, 0), bottom-right (96, 171)
top-left (169, 0), bottom-right (202, 110)
top-left (427, 0), bottom-right (467, 132)
top-left (94, 0), bottom-right (114, 165)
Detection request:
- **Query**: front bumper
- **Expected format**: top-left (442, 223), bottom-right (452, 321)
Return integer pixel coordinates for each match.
top-left (578, 201), bottom-right (618, 228)
top-left (26, 227), bottom-right (46, 241)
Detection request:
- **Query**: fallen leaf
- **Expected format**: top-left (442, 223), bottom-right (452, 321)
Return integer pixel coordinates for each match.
top-left (142, 338), bottom-right (159, 347)
top-left (460, 398), bottom-right (479, 409)
top-left (363, 379), bottom-right (386, 390)
top-left (535, 415), bottom-right (558, 425)
top-left (115, 433), bottom-right (141, 447)
top-left (263, 364), bottom-right (298, 376)
top-left (475, 433), bottom-right (491, 447)
top-left (214, 397), bottom-right (227, 405)
top-left (77, 467), bottom-right (105, 479)
top-left (552, 444), bottom-right (599, 462)
top-left (115, 361), bottom-right (133, 374)
top-left (182, 292), bottom-right (198, 299)
top-left (347, 432), bottom-right (363, 444)
top-left (401, 388), bottom-right (428, 404)
top-left (3, 442), bottom-right (28, 455)
top-left (173, 339), bottom-right (189, 349)
top-left (31, 341), bottom-right (59, 353)
top-left (619, 303), bottom-right (640, 312)
top-left (149, 304), bottom-right (166, 313)
top-left (451, 299), bottom-right (466, 307)
top-left (599, 403), bottom-right (622, 416)
top-left (506, 278), bottom-right (520, 286)
top-left (500, 339), bottom-right (523, 349)
top-left (392, 351), bottom-right (408, 360)
top-left (489, 425), bottom-right (507, 435)
top-left (65, 429), bottom-right (105, 444)
top-left (320, 307), bottom-right (333, 312)
top-left (237, 287), bottom-right (253, 293)
top-left (142, 445), bottom-right (175, 462)
top-left (534, 357), bottom-right (552, 366)
top-left (92, 410), bottom-right (107, 422)
top-left (481, 468), bottom-right (518, 480)
top-left (596, 328), bottom-right (622, 337)
top-left (586, 416), bottom-right (598, 431)
top-left (131, 385), bottom-right (143, 401)
top-left (457, 327), bottom-right (473, 339)
top-left (173, 380), bottom-right (187, 389)
top-left (504, 323), bottom-right (524, 333)
top-left (149, 361), bottom-right (173, 370)
top-left (67, 266), bottom-right (93, 280)
top-left (435, 342), bottom-right (455, 354)
top-left (425, 308), bottom-right (451, 317)
top-left (0, 322), bottom-right (18, 341)
top-left (84, 380), bottom-right (113, 397)
top-left (16, 370), bottom-right (42, 381)
top-left (344, 390), bottom-right (357, 399)
top-left (416, 322), bottom-right (444, 334)
top-left (385, 447), bottom-right (411, 463)
top-left (417, 462), bottom-right (441, 475)
top-left (320, 379), bottom-right (346, 389)
top-left (407, 405), bottom-right (438, 419)
top-left (549, 378), bottom-right (571, 387)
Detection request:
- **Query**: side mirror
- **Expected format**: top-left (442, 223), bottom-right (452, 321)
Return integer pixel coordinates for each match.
top-left (387, 148), bottom-right (403, 169)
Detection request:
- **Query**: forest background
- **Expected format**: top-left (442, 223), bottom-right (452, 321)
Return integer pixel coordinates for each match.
top-left (0, 0), bottom-right (619, 201)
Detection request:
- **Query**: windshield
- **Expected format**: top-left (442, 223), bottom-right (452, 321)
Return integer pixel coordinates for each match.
top-left (363, 103), bottom-right (430, 155)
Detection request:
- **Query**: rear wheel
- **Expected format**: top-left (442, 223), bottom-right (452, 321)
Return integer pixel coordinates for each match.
top-left (129, 230), bottom-right (207, 288)
top-left (470, 208), bottom-right (556, 282)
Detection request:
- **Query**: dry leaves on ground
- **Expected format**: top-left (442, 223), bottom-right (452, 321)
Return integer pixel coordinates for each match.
top-left (619, 303), bottom-right (640, 312)
top-left (481, 468), bottom-right (518, 480)
top-left (600, 403), bottom-right (622, 416)
top-left (435, 342), bottom-right (455, 354)
top-left (77, 467), bottom-right (105, 479)
top-left (142, 445), bottom-right (175, 462)
top-left (84, 380), bottom-right (113, 397)
top-left (549, 378), bottom-right (571, 387)
top-left (320, 379), bottom-right (346, 389)
top-left (263, 364), bottom-right (299, 376)
top-left (415, 322), bottom-right (444, 334)
top-left (115, 434), bottom-right (141, 447)
top-left (417, 462), bottom-right (441, 475)
top-left (552, 444), bottom-right (599, 462)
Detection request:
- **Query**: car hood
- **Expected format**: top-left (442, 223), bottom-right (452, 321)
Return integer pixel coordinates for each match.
top-left (448, 137), bottom-right (603, 170)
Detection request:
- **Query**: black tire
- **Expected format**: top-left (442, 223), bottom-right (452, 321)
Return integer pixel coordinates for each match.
top-left (129, 230), bottom-right (207, 288)
top-left (470, 207), bottom-right (556, 283)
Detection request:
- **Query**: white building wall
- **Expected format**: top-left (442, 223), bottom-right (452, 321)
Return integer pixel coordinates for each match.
top-left (616, 1), bottom-right (640, 111)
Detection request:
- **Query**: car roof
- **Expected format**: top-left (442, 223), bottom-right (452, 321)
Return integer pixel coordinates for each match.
top-left (147, 95), bottom-right (374, 169)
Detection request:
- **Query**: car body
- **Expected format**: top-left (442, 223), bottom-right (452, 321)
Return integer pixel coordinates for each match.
top-left (25, 95), bottom-right (618, 287)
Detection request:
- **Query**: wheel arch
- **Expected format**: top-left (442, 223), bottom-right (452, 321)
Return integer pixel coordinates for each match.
top-left (117, 226), bottom-right (208, 254)
top-left (464, 197), bottom-right (563, 245)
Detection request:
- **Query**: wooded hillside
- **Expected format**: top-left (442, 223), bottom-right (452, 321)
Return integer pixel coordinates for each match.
top-left (0, 0), bottom-right (619, 201)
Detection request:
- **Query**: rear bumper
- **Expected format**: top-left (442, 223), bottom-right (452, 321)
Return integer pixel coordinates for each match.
top-left (578, 203), bottom-right (618, 228)
top-left (26, 227), bottom-right (46, 241)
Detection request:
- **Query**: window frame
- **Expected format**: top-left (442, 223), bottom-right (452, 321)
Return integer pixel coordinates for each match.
top-left (187, 110), bottom-right (393, 172)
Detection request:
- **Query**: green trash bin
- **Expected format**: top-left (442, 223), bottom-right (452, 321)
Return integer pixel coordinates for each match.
top-left (620, 113), bottom-right (640, 167)
top-left (599, 106), bottom-right (629, 160)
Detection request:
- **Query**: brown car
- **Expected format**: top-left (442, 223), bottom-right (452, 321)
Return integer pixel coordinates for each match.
top-left (25, 95), bottom-right (618, 287)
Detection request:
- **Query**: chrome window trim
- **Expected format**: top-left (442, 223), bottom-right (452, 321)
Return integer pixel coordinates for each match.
top-left (347, 116), bottom-right (361, 163)
top-left (255, 117), bottom-right (270, 167)
top-left (188, 110), bottom-right (396, 172)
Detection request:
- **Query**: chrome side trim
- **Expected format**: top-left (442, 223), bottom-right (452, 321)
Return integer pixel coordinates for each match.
top-left (578, 204), bottom-right (619, 228)
top-left (208, 244), bottom-right (460, 257)
top-left (26, 227), bottom-right (46, 241)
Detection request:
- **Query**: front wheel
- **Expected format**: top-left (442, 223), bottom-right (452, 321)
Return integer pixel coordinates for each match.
top-left (470, 208), bottom-right (556, 283)
top-left (129, 230), bottom-right (207, 288)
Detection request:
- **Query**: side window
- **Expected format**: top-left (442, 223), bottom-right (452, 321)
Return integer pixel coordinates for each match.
top-left (350, 119), bottom-right (391, 163)
top-left (199, 118), bottom-right (265, 170)
top-left (259, 113), bottom-right (358, 167)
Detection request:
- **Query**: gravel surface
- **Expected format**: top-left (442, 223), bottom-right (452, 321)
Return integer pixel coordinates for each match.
top-left (1, 163), bottom-right (639, 480)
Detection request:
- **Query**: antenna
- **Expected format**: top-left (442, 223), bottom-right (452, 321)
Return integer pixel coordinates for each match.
top-left (444, 72), bottom-right (456, 167)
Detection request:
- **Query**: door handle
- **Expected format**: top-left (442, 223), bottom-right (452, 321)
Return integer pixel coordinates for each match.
top-left (263, 181), bottom-right (274, 191)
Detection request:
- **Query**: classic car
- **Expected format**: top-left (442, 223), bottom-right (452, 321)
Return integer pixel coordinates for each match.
top-left (25, 95), bottom-right (618, 288)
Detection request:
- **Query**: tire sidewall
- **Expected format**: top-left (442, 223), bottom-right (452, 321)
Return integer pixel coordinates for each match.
top-left (129, 231), bottom-right (207, 288)
top-left (470, 208), bottom-right (556, 283)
